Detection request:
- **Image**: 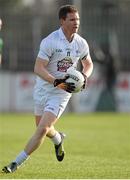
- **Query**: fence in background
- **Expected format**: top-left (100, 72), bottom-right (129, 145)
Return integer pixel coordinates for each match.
top-left (0, 66), bottom-right (130, 112)
top-left (0, 0), bottom-right (130, 72)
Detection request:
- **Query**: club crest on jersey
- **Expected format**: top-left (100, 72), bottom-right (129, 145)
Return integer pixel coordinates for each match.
top-left (76, 50), bottom-right (80, 57)
top-left (57, 57), bottom-right (73, 72)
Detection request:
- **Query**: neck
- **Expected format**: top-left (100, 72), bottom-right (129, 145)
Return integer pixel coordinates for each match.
top-left (61, 27), bottom-right (74, 42)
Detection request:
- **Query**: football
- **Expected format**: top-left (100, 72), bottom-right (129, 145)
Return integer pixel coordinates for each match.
top-left (66, 67), bottom-right (85, 93)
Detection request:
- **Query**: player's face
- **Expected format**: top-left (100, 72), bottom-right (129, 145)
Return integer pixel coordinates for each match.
top-left (61, 12), bottom-right (80, 34)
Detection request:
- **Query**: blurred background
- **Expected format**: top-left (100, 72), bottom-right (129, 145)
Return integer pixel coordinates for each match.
top-left (0, 0), bottom-right (130, 113)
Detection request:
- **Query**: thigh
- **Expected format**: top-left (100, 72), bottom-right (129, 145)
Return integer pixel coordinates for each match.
top-left (35, 115), bottom-right (42, 126)
top-left (35, 115), bottom-right (56, 137)
top-left (34, 95), bottom-right (70, 128)
top-left (34, 101), bottom-right (59, 125)
top-left (44, 96), bottom-right (70, 118)
top-left (38, 111), bottom-right (58, 129)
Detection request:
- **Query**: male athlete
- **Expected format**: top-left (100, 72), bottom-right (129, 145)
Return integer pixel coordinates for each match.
top-left (2, 5), bottom-right (93, 173)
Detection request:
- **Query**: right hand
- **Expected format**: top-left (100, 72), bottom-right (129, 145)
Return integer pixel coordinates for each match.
top-left (53, 75), bottom-right (75, 93)
top-left (82, 73), bottom-right (88, 89)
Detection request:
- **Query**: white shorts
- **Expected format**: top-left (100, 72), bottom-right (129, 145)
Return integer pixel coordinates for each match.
top-left (34, 95), bottom-right (70, 118)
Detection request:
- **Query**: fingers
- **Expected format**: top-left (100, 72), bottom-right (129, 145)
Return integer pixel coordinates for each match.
top-left (54, 76), bottom-right (70, 87)
top-left (54, 79), bottom-right (65, 87)
top-left (66, 83), bottom-right (75, 92)
top-left (54, 77), bottom-right (76, 93)
top-left (57, 83), bottom-right (67, 89)
top-left (64, 75), bottom-right (70, 80)
top-left (57, 82), bottom-right (75, 93)
top-left (81, 73), bottom-right (87, 89)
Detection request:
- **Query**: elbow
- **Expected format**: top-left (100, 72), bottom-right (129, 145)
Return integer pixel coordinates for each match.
top-left (34, 65), bottom-right (37, 74)
top-left (91, 61), bottom-right (94, 72)
top-left (84, 61), bottom-right (93, 78)
top-left (34, 64), bottom-right (39, 75)
top-left (89, 62), bottom-right (93, 77)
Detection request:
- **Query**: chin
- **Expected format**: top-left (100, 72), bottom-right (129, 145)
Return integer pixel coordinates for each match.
top-left (72, 29), bottom-right (78, 33)
top-left (74, 28), bottom-right (78, 33)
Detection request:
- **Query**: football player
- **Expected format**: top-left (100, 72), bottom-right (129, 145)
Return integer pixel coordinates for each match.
top-left (2, 4), bottom-right (93, 173)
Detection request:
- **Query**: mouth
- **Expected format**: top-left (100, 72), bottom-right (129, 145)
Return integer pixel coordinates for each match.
top-left (73, 27), bottom-right (78, 32)
top-left (73, 26), bottom-right (78, 30)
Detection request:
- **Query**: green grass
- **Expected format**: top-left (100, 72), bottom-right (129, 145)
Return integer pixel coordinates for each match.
top-left (0, 112), bottom-right (130, 179)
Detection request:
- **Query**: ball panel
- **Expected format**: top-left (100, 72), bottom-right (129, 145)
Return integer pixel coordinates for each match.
top-left (66, 67), bottom-right (84, 93)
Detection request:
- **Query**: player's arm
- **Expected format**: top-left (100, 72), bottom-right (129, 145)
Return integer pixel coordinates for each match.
top-left (34, 57), bottom-right (55, 84)
top-left (81, 54), bottom-right (93, 89)
top-left (81, 54), bottom-right (93, 78)
top-left (34, 57), bottom-right (75, 93)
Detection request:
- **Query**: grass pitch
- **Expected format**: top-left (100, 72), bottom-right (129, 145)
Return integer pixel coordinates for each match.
top-left (0, 112), bottom-right (130, 179)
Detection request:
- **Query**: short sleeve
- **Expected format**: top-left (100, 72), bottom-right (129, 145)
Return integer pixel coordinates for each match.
top-left (80, 39), bottom-right (90, 60)
top-left (37, 37), bottom-right (53, 61)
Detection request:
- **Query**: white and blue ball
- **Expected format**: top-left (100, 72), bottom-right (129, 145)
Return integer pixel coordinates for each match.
top-left (66, 67), bottom-right (84, 93)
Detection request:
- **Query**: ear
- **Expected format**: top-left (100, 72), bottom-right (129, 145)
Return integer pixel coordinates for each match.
top-left (60, 18), bottom-right (65, 26)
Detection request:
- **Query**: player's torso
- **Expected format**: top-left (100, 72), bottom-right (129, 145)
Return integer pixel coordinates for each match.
top-left (35, 28), bottom-right (87, 94)
top-left (47, 30), bottom-right (82, 78)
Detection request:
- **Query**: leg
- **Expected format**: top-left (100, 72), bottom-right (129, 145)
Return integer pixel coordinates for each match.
top-left (34, 96), bottom-right (70, 161)
top-left (35, 115), bottom-right (56, 137)
top-left (35, 115), bottom-right (66, 161)
top-left (2, 95), bottom-right (70, 173)
top-left (2, 111), bottom-right (58, 173)
top-left (24, 111), bottom-right (58, 155)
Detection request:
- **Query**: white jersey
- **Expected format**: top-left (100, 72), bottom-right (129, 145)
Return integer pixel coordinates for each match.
top-left (34, 27), bottom-right (90, 97)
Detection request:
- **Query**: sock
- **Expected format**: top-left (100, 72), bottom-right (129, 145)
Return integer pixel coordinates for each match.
top-left (51, 132), bottom-right (61, 145)
top-left (13, 150), bottom-right (29, 166)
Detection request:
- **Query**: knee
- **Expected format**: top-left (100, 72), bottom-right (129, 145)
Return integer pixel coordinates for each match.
top-left (37, 126), bottom-right (50, 138)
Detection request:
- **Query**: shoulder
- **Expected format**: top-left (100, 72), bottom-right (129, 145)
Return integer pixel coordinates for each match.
top-left (75, 33), bottom-right (89, 47)
top-left (41, 30), bottom-right (59, 43)
top-left (38, 30), bottom-right (60, 54)
top-left (74, 34), bottom-right (90, 59)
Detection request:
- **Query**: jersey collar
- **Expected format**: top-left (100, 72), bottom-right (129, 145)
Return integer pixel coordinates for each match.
top-left (58, 27), bottom-right (76, 42)
top-left (58, 28), bottom-right (66, 40)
